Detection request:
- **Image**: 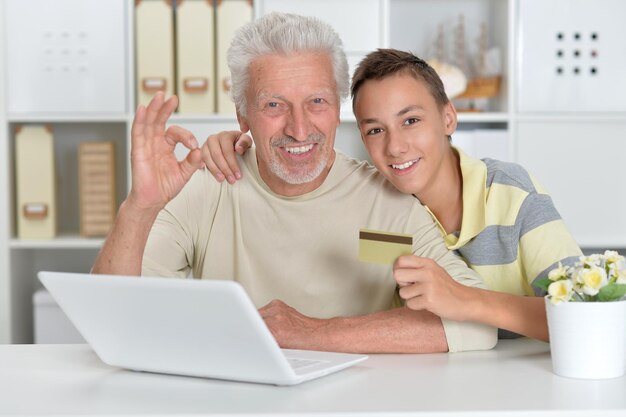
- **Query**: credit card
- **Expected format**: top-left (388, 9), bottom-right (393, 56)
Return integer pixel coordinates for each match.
top-left (358, 228), bottom-right (413, 265)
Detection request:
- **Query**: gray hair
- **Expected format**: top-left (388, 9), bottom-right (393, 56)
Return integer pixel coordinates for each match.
top-left (227, 12), bottom-right (349, 117)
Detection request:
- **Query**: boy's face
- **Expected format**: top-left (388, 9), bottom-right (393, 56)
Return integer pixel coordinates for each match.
top-left (353, 73), bottom-right (457, 196)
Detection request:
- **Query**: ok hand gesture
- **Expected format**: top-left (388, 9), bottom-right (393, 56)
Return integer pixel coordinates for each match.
top-left (127, 92), bottom-right (205, 211)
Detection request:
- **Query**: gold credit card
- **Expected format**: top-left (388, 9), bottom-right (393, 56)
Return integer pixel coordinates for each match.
top-left (358, 229), bottom-right (413, 265)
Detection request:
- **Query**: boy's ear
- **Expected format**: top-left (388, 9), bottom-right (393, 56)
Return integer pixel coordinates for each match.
top-left (236, 111), bottom-right (250, 133)
top-left (443, 101), bottom-right (458, 135)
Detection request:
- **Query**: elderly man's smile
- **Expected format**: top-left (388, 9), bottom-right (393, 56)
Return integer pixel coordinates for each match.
top-left (281, 143), bottom-right (317, 160)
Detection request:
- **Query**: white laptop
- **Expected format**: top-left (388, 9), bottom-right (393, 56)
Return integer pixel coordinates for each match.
top-left (37, 271), bottom-right (367, 386)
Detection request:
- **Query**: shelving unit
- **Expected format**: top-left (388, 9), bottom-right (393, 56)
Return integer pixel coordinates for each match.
top-left (1, 0), bottom-right (624, 344)
top-left (0, 0), bottom-right (133, 343)
top-left (0, 0), bottom-right (10, 343)
top-left (3, 122), bottom-right (129, 344)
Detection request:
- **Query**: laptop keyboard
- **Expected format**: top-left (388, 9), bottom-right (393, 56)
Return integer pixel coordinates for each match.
top-left (287, 357), bottom-right (329, 370)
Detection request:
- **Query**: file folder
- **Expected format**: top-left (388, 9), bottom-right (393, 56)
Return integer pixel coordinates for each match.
top-left (216, 0), bottom-right (252, 114)
top-left (15, 125), bottom-right (57, 239)
top-left (135, 0), bottom-right (175, 107)
top-left (176, 0), bottom-right (216, 113)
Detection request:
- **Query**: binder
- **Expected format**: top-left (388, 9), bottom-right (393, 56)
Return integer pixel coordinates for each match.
top-left (216, 0), bottom-right (252, 114)
top-left (15, 125), bottom-right (57, 239)
top-left (135, 0), bottom-right (175, 107)
top-left (78, 142), bottom-right (117, 237)
top-left (176, 0), bottom-right (216, 113)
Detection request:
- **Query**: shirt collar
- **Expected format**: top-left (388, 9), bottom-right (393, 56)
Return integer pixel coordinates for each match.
top-left (445, 146), bottom-right (487, 249)
top-left (242, 147), bottom-right (343, 200)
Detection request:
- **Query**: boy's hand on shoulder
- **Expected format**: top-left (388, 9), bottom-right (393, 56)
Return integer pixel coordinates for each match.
top-left (201, 131), bottom-right (252, 184)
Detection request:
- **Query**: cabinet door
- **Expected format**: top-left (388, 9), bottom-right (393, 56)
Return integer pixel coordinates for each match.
top-left (517, 0), bottom-right (626, 113)
top-left (5, 0), bottom-right (127, 114)
top-left (516, 121), bottom-right (626, 247)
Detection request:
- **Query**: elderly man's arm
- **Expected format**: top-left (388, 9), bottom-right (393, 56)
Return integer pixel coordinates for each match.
top-left (259, 300), bottom-right (495, 353)
top-left (92, 200), bottom-right (161, 275)
top-left (92, 93), bottom-right (204, 275)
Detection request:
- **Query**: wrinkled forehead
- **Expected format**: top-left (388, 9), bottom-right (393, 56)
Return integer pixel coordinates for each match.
top-left (247, 52), bottom-right (338, 93)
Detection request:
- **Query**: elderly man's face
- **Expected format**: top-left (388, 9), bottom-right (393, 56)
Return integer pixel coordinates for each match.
top-left (237, 52), bottom-right (340, 196)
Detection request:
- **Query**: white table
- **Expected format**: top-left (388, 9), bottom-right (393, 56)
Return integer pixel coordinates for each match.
top-left (1, 339), bottom-right (625, 416)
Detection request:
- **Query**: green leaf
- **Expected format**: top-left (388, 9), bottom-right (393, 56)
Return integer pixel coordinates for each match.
top-left (534, 277), bottom-right (553, 292)
top-left (597, 283), bottom-right (626, 302)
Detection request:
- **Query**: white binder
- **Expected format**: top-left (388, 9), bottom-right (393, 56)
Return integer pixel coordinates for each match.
top-left (216, 0), bottom-right (252, 114)
top-left (176, 0), bottom-right (216, 113)
top-left (15, 125), bottom-right (57, 239)
top-left (135, 0), bottom-right (175, 107)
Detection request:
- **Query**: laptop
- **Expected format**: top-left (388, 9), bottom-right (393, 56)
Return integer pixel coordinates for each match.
top-left (37, 271), bottom-right (368, 386)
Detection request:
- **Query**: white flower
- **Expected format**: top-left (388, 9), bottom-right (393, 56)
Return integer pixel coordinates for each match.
top-left (544, 252), bottom-right (625, 303)
top-left (577, 266), bottom-right (608, 296)
top-left (548, 279), bottom-right (573, 305)
top-left (570, 266), bottom-right (584, 289)
top-left (548, 262), bottom-right (569, 281)
top-left (603, 250), bottom-right (624, 265)
top-left (579, 254), bottom-right (602, 268)
top-left (608, 262), bottom-right (621, 280)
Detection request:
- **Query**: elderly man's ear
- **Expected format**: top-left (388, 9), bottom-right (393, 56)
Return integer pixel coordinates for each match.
top-left (236, 112), bottom-right (250, 134)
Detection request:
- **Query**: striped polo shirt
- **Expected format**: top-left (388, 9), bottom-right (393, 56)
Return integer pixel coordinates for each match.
top-left (425, 147), bottom-right (582, 297)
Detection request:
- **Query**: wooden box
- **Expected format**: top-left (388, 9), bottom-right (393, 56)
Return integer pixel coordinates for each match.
top-left (78, 142), bottom-right (116, 237)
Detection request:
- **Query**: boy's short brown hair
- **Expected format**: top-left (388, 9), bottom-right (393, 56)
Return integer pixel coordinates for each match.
top-left (351, 49), bottom-right (449, 110)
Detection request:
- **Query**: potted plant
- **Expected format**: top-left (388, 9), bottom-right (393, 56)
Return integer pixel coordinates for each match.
top-left (536, 251), bottom-right (626, 379)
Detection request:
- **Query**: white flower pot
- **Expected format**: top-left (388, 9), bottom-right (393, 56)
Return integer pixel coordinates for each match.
top-left (545, 297), bottom-right (626, 379)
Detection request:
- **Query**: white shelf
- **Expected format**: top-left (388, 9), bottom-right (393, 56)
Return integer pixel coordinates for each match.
top-left (340, 111), bottom-right (509, 124)
top-left (169, 114), bottom-right (239, 124)
top-left (10, 235), bottom-right (104, 250)
top-left (7, 114), bottom-right (129, 123)
top-left (577, 238), bottom-right (626, 250)
top-left (516, 113), bottom-right (626, 123)
top-left (457, 112), bottom-right (509, 123)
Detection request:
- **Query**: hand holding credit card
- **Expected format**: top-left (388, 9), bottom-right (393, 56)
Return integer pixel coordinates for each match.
top-left (358, 229), bottom-right (413, 265)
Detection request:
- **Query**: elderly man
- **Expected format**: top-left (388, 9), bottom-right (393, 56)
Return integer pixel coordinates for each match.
top-left (92, 12), bottom-right (496, 353)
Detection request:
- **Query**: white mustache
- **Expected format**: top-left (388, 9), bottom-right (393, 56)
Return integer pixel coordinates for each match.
top-left (271, 134), bottom-right (325, 148)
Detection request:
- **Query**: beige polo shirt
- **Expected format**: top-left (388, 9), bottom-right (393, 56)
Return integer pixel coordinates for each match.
top-left (143, 150), bottom-right (496, 352)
